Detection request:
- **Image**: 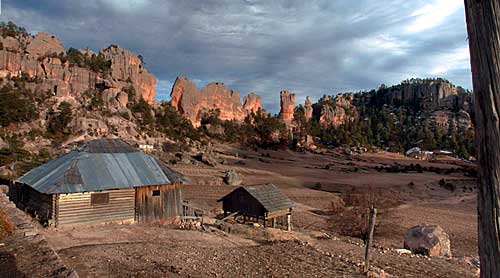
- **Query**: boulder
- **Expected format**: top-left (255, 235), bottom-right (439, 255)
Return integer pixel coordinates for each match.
top-left (403, 225), bottom-right (451, 257)
top-left (196, 152), bottom-right (218, 167)
top-left (224, 169), bottom-right (242, 186)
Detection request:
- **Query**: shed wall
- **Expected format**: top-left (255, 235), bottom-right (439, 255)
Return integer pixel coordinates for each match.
top-left (221, 189), bottom-right (265, 218)
top-left (135, 183), bottom-right (182, 222)
top-left (9, 183), bottom-right (54, 225)
top-left (57, 188), bottom-right (135, 226)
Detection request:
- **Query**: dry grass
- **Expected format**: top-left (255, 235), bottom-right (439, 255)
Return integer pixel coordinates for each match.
top-left (0, 209), bottom-right (13, 240)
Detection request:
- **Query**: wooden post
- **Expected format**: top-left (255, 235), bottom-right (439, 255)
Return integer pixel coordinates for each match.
top-left (272, 218), bottom-right (276, 228)
top-left (286, 214), bottom-right (291, 231)
top-left (465, 1), bottom-right (500, 277)
top-left (364, 207), bottom-right (377, 273)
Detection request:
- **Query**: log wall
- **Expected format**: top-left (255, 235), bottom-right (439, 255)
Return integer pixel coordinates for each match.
top-left (57, 188), bottom-right (135, 226)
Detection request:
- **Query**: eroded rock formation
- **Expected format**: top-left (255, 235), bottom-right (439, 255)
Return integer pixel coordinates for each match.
top-left (304, 96), bottom-right (313, 121)
top-left (0, 33), bottom-right (156, 104)
top-left (101, 45), bottom-right (156, 103)
top-left (278, 90), bottom-right (295, 122)
top-left (170, 76), bottom-right (262, 126)
top-left (314, 94), bottom-right (357, 127)
top-left (243, 93), bottom-right (263, 114)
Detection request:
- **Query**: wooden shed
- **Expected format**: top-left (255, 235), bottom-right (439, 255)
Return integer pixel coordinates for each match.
top-left (218, 184), bottom-right (294, 230)
top-left (11, 139), bottom-right (185, 227)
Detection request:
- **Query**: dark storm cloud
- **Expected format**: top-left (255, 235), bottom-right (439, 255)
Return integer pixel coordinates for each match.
top-left (1, 0), bottom-right (470, 113)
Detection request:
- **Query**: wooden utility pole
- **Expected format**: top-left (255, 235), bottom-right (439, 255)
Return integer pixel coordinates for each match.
top-left (465, 1), bottom-right (500, 277)
top-left (364, 207), bottom-right (377, 273)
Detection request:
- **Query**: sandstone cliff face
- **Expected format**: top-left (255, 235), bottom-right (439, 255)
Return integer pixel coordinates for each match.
top-left (278, 90), bottom-right (295, 122)
top-left (243, 93), bottom-right (263, 114)
top-left (26, 32), bottom-right (66, 57)
top-left (170, 76), bottom-right (261, 126)
top-left (101, 45), bottom-right (156, 103)
top-left (383, 80), bottom-right (472, 113)
top-left (0, 33), bottom-right (156, 104)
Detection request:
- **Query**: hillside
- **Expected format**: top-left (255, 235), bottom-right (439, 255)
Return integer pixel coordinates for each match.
top-left (0, 22), bottom-right (475, 179)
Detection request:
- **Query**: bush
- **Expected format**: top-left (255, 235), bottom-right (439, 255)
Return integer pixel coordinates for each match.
top-left (0, 21), bottom-right (29, 37)
top-left (330, 186), bottom-right (400, 241)
top-left (66, 47), bottom-right (112, 75)
top-left (46, 101), bottom-right (73, 143)
top-left (156, 104), bottom-right (200, 141)
top-left (0, 209), bottom-right (13, 240)
top-left (131, 98), bottom-right (154, 129)
top-left (0, 84), bottom-right (38, 127)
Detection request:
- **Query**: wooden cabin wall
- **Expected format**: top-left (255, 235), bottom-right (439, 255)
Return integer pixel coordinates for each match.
top-left (135, 183), bottom-right (182, 222)
top-left (221, 189), bottom-right (265, 218)
top-left (57, 189), bottom-right (135, 226)
top-left (14, 185), bottom-right (54, 225)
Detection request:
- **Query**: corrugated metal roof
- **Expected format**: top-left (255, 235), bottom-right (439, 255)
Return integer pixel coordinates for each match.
top-left (16, 139), bottom-right (185, 194)
top-left (219, 184), bottom-right (295, 212)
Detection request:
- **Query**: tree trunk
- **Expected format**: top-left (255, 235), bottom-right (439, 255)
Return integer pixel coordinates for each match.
top-left (465, 1), bottom-right (500, 277)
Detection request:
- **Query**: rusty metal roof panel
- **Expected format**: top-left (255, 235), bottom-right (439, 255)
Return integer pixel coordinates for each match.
top-left (16, 139), bottom-right (185, 194)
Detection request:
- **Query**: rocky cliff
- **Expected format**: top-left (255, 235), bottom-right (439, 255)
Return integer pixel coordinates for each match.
top-left (375, 79), bottom-right (473, 114)
top-left (311, 94), bottom-right (357, 127)
top-left (0, 25), bottom-right (163, 150)
top-left (301, 78), bottom-right (473, 131)
top-left (0, 32), bottom-right (155, 103)
top-left (278, 90), bottom-right (295, 122)
top-left (243, 93), bottom-right (263, 114)
top-left (170, 76), bottom-right (262, 126)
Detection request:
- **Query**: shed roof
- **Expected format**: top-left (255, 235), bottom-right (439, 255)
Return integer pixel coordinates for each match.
top-left (16, 139), bottom-right (185, 194)
top-left (219, 184), bottom-right (295, 212)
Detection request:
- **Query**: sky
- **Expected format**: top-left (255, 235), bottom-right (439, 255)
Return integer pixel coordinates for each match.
top-left (1, 0), bottom-right (471, 113)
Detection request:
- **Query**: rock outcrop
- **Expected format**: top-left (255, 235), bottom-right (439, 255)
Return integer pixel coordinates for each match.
top-left (170, 76), bottom-right (262, 127)
top-left (224, 169), bottom-right (242, 186)
top-left (278, 90), bottom-right (295, 122)
top-left (313, 94), bottom-right (356, 127)
top-left (26, 32), bottom-right (66, 57)
top-left (101, 45), bottom-right (156, 103)
top-left (243, 93), bottom-right (263, 114)
top-left (304, 96), bottom-right (313, 121)
top-left (403, 225), bottom-right (451, 257)
top-left (381, 79), bottom-right (473, 114)
top-left (0, 32), bottom-right (156, 104)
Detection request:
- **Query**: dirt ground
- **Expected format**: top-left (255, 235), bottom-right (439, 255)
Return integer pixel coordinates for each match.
top-left (36, 145), bottom-right (479, 277)
top-left (43, 225), bottom-right (363, 277)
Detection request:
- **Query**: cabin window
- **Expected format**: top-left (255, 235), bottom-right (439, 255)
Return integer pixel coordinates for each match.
top-left (91, 193), bottom-right (109, 205)
top-left (152, 190), bottom-right (161, 197)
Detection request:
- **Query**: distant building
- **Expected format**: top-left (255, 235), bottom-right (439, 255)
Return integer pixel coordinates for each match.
top-left (137, 143), bottom-right (154, 152)
top-left (405, 147), bottom-right (434, 160)
top-left (10, 139), bottom-right (185, 227)
top-left (218, 184), bottom-right (294, 231)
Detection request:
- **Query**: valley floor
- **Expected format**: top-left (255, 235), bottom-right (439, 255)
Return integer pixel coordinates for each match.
top-left (4, 145), bottom-right (480, 277)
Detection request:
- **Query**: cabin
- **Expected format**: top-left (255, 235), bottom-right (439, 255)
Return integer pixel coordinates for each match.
top-left (218, 184), bottom-right (294, 230)
top-left (10, 139), bottom-right (185, 227)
